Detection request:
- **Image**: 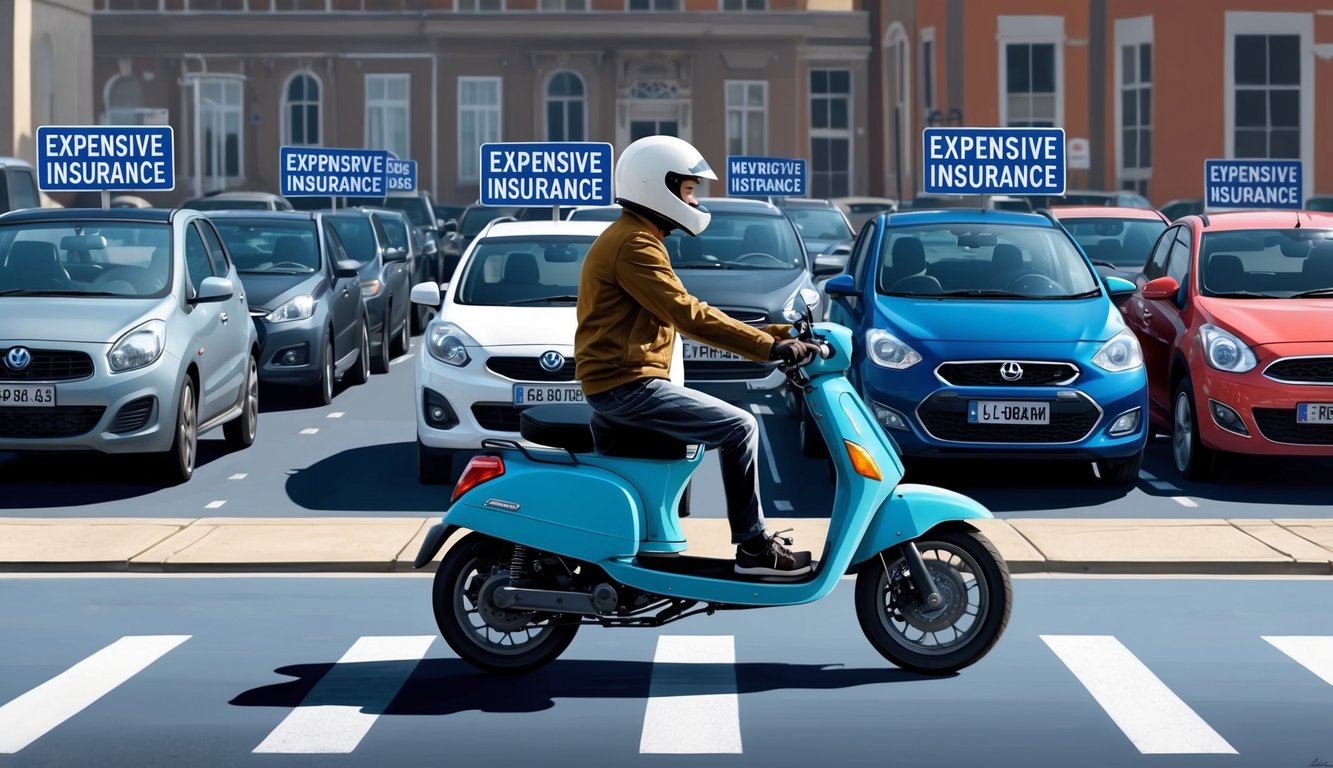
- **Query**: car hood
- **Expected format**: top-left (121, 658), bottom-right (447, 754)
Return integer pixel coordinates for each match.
top-left (0, 297), bottom-right (167, 344)
top-left (239, 272), bottom-right (322, 311)
top-left (877, 296), bottom-right (1115, 343)
top-left (1199, 297), bottom-right (1333, 346)
top-left (444, 304), bottom-right (578, 347)
top-left (676, 268), bottom-right (805, 314)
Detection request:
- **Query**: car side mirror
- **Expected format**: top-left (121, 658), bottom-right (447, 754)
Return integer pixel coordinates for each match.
top-left (440, 219), bottom-right (457, 235)
top-left (824, 273), bottom-right (855, 297)
top-left (410, 281), bottom-right (442, 307)
top-left (334, 259), bottom-right (361, 278)
top-left (1102, 275), bottom-right (1137, 306)
top-left (192, 276), bottom-right (234, 303)
top-left (385, 246), bottom-right (409, 263)
top-left (812, 253), bottom-right (845, 278)
top-left (1141, 276), bottom-right (1179, 301)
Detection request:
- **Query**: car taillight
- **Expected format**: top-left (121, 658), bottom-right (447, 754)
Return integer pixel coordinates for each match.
top-left (451, 455), bottom-right (505, 502)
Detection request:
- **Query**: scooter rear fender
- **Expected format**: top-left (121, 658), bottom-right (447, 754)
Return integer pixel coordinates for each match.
top-left (850, 483), bottom-right (994, 567)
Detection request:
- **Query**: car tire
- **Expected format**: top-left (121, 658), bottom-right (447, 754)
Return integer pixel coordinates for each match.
top-left (1097, 450), bottom-right (1143, 486)
top-left (223, 354), bottom-right (259, 449)
top-left (372, 318), bottom-right (391, 374)
top-left (392, 306), bottom-right (411, 357)
top-left (346, 321), bottom-right (371, 386)
top-left (1172, 375), bottom-right (1216, 480)
top-left (157, 378), bottom-right (198, 486)
top-left (418, 438), bottom-right (457, 485)
top-left (309, 338), bottom-right (334, 406)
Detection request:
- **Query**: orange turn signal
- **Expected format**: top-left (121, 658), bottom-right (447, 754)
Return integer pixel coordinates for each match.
top-left (843, 440), bottom-right (882, 481)
top-left (451, 455), bottom-right (505, 502)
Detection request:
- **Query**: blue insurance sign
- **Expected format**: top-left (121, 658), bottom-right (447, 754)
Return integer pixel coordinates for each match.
top-left (386, 157), bottom-right (417, 193)
top-left (923, 127), bottom-right (1066, 196)
top-left (726, 156), bottom-right (807, 197)
top-left (479, 142), bottom-right (613, 206)
top-left (1204, 159), bottom-right (1302, 210)
top-left (36, 125), bottom-right (175, 192)
top-left (280, 146), bottom-right (388, 198)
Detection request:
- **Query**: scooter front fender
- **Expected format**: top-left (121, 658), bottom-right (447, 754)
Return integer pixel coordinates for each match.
top-left (851, 483), bottom-right (993, 567)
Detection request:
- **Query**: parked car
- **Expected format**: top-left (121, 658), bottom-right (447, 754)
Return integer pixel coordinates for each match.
top-left (0, 158), bottom-right (40, 215)
top-left (1121, 211), bottom-right (1333, 479)
top-left (440, 204), bottom-right (521, 284)
top-left (351, 192), bottom-right (447, 285)
top-left (181, 191), bottom-right (294, 212)
top-left (565, 205), bottom-right (623, 222)
top-left (110, 196), bottom-right (152, 209)
top-left (773, 197), bottom-right (857, 276)
top-left (433, 203), bottom-right (465, 227)
top-left (0, 208), bottom-right (260, 484)
top-left (1039, 190), bottom-right (1154, 209)
top-left (1048, 206), bottom-right (1170, 280)
top-left (832, 196), bottom-right (898, 232)
top-left (370, 206), bottom-right (436, 333)
top-left (323, 208), bottom-right (413, 373)
top-left (904, 193), bottom-right (1032, 212)
top-left (1159, 199), bottom-right (1204, 222)
top-left (208, 211), bottom-right (370, 404)
top-left (1306, 196), bottom-right (1333, 213)
top-left (409, 218), bottom-right (684, 483)
top-left (824, 209), bottom-right (1148, 484)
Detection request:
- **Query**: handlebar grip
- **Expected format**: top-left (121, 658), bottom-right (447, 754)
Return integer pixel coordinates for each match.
top-left (817, 341), bottom-right (833, 359)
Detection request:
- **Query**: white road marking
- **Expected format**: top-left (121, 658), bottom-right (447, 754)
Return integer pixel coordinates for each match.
top-left (748, 404), bottom-right (774, 416)
top-left (750, 411), bottom-right (782, 484)
top-left (253, 635), bottom-right (434, 754)
top-left (300, 428), bottom-right (319, 435)
top-left (1263, 636), bottom-right (1333, 687)
top-left (1041, 635), bottom-right (1236, 754)
top-left (640, 635), bottom-right (741, 754)
top-left (228, 473), bottom-right (247, 480)
top-left (773, 500), bottom-right (793, 512)
top-left (0, 635), bottom-right (190, 754)
top-left (390, 354), bottom-right (414, 366)
top-left (327, 412), bottom-right (345, 419)
top-left (204, 500), bottom-right (227, 510)
top-left (1172, 497), bottom-right (1199, 508)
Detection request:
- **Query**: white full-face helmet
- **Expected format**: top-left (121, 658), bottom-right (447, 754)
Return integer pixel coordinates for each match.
top-left (614, 135), bottom-right (718, 236)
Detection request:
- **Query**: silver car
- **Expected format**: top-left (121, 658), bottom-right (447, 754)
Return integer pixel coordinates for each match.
top-left (0, 208), bottom-right (260, 484)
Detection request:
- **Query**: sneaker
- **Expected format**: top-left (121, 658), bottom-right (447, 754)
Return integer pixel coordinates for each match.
top-left (734, 529), bottom-right (812, 578)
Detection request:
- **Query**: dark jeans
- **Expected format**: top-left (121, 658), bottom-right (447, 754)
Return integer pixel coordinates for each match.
top-left (585, 378), bottom-right (766, 544)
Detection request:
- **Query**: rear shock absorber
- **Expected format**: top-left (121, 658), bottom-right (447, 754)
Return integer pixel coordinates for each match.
top-left (508, 545), bottom-right (529, 586)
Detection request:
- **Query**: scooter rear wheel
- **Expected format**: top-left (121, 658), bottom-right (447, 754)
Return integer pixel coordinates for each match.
top-left (854, 527), bottom-right (1011, 675)
top-left (432, 534), bottom-right (580, 675)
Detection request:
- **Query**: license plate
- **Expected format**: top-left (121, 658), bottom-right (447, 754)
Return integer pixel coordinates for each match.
top-left (1296, 403), bottom-right (1333, 423)
top-left (0, 384), bottom-right (56, 407)
top-left (512, 384), bottom-right (585, 406)
top-left (682, 339), bottom-right (745, 362)
top-left (968, 400), bottom-right (1050, 425)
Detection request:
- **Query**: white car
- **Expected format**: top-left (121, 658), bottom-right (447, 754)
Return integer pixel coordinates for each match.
top-left (411, 219), bottom-right (683, 483)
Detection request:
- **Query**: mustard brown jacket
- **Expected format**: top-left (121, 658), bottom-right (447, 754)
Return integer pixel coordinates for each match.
top-left (575, 212), bottom-right (790, 395)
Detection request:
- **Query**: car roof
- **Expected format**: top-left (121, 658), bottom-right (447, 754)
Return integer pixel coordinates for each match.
top-left (0, 157), bottom-right (34, 169)
top-left (773, 197), bottom-right (836, 208)
top-left (1188, 210), bottom-right (1333, 232)
top-left (480, 220), bottom-right (614, 238)
top-left (0, 207), bottom-right (175, 224)
top-left (884, 209), bottom-right (1056, 228)
top-left (202, 210), bottom-right (316, 222)
top-left (192, 191), bottom-right (283, 201)
top-left (1048, 206), bottom-right (1168, 222)
top-left (697, 197), bottom-right (783, 215)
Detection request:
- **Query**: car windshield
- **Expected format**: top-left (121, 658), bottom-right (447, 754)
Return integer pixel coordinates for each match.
top-left (184, 198), bottom-right (269, 211)
top-left (460, 207), bottom-right (513, 238)
top-left (288, 197), bottom-right (335, 211)
top-left (1199, 229), bottom-right (1333, 298)
top-left (455, 235), bottom-right (594, 306)
top-left (1306, 198), bottom-right (1333, 213)
top-left (327, 216), bottom-right (377, 266)
top-left (378, 215), bottom-right (409, 249)
top-left (875, 223), bottom-right (1101, 299)
top-left (0, 221), bottom-right (172, 297)
top-left (383, 197), bottom-right (433, 228)
top-left (1060, 218), bottom-right (1168, 268)
top-left (213, 220), bottom-right (320, 274)
top-left (783, 208), bottom-right (852, 241)
top-left (663, 212), bottom-right (804, 270)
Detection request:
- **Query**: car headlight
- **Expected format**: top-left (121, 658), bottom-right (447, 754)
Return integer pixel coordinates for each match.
top-left (108, 319), bottom-right (166, 373)
top-left (1091, 329), bottom-right (1144, 372)
top-left (1200, 323), bottom-right (1257, 373)
top-left (783, 287), bottom-right (822, 321)
top-left (866, 328), bottom-right (922, 369)
top-left (426, 321), bottom-right (476, 367)
top-left (266, 294), bottom-right (315, 323)
top-left (361, 279), bottom-right (383, 298)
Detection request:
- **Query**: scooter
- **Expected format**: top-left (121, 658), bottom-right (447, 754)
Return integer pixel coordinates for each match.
top-left (413, 311), bottom-right (1012, 675)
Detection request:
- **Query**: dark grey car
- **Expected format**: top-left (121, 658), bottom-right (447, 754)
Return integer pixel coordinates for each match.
top-left (209, 211), bottom-right (370, 405)
top-left (323, 209), bottom-right (413, 373)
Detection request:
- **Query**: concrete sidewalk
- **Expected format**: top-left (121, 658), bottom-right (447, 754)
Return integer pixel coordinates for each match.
top-left (2, 516), bottom-right (1332, 575)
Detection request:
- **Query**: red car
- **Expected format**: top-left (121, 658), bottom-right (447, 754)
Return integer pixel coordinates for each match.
top-left (1049, 206), bottom-right (1170, 279)
top-left (1121, 210), bottom-right (1333, 479)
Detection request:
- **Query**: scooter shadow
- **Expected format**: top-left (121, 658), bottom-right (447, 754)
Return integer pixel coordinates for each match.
top-left (230, 658), bottom-right (934, 717)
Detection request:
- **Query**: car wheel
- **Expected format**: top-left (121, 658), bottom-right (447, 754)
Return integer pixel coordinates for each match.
top-left (1097, 450), bottom-right (1143, 486)
top-left (309, 338), bottom-right (334, 405)
top-left (346, 321), bottom-right (371, 386)
top-left (223, 354), bottom-right (259, 449)
top-left (392, 306), bottom-right (411, 357)
top-left (1172, 375), bottom-right (1216, 480)
top-left (157, 378), bottom-right (198, 485)
top-left (418, 438), bottom-right (457, 485)
top-left (372, 318), bottom-right (391, 374)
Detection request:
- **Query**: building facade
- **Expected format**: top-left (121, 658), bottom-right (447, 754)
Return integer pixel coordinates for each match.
top-left (91, 0), bottom-right (870, 206)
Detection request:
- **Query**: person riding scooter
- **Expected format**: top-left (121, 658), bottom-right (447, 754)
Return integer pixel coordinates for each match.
top-left (574, 135), bottom-right (824, 577)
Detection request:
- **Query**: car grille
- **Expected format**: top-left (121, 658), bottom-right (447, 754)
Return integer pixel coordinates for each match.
top-left (0, 349), bottom-right (95, 381)
top-left (1264, 358), bottom-right (1333, 385)
top-left (936, 361), bottom-right (1079, 387)
top-left (472, 402), bottom-right (523, 432)
top-left (916, 393), bottom-right (1100, 444)
top-left (0, 406), bottom-right (105, 438)
top-left (111, 396), bottom-right (155, 434)
top-left (486, 356), bottom-right (577, 382)
top-left (1253, 408), bottom-right (1333, 445)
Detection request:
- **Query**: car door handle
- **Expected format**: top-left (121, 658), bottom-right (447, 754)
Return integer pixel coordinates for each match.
top-left (220, 312), bottom-right (229, 324)
top-left (1142, 307), bottom-right (1154, 321)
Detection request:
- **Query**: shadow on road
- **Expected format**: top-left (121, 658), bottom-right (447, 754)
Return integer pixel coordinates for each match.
top-left (0, 441), bottom-right (231, 508)
top-left (230, 658), bottom-right (928, 716)
top-left (258, 382), bottom-right (355, 414)
top-left (284, 441), bottom-right (451, 513)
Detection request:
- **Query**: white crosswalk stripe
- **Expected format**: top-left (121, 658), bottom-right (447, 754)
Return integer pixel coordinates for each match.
top-left (1041, 635), bottom-right (1237, 754)
top-left (1263, 636), bottom-right (1333, 687)
top-left (639, 635), bottom-right (742, 754)
top-left (0, 635), bottom-right (190, 754)
top-left (252, 635), bottom-right (435, 754)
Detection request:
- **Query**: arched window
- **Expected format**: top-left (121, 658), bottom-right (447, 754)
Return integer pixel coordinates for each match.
top-left (103, 75), bottom-right (144, 125)
top-left (284, 72), bottom-right (321, 146)
top-left (546, 71), bottom-right (585, 141)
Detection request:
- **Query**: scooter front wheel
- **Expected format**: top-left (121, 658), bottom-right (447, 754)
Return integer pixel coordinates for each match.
top-left (855, 528), bottom-right (1011, 675)
top-left (432, 534), bottom-right (580, 675)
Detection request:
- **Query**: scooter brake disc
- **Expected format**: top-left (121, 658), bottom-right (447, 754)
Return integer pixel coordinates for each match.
top-left (895, 562), bottom-right (969, 633)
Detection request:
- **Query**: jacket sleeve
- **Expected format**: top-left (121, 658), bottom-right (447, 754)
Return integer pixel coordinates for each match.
top-left (614, 233), bottom-right (775, 362)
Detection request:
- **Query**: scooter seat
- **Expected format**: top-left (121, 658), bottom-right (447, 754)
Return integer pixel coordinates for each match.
top-left (519, 404), bottom-right (690, 459)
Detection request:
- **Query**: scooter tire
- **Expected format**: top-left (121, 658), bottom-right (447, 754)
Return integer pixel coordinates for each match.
top-left (432, 534), bottom-right (580, 675)
top-left (854, 527), bottom-right (1011, 675)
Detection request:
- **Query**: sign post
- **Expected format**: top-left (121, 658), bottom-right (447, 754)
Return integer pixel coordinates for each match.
top-left (922, 127), bottom-right (1066, 201)
top-left (280, 146), bottom-right (390, 208)
top-left (725, 156), bottom-right (807, 198)
top-left (1204, 159), bottom-right (1302, 211)
top-left (36, 125), bottom-right (176, 208)
top-left (479, 142), bottom-right (614, 221)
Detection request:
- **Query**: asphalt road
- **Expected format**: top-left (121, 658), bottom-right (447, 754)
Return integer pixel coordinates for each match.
top-left (0, 576), bottom-right (1331, 767)
top-left (0, 334), bottom-right (1330, 520)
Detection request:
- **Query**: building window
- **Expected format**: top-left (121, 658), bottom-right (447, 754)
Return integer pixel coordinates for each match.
top-left (546, 72), bottom-right (586, 141)
top-left (810, 69), bottom-right (851, 198)
top-left (628, 0), bottom-right (678, 10)
top-left (1115, 17), bottom-right (1152, 196)
top-left (456, 0), bottom-right (503, 10)
top-left (1233, 35), bottom-right (1299, 159)
top-left (725, 81), bottom-right (766, 156)
top-left (366, 74), bottom-right (410, 160)
top-left (283, 72), bottom-right (321, 147)
top-left (721, 0), bottom-right (764, 10)
top-left (920, 28), bottom-right (936, 113)
top-left (459, 77), bottom-right (501, 182)
top-left (196, 76), bottom-right (243, 182)
top-left (272, 0), bottom-right (329, 8)
top-left (998, 16), bottom-right (1063, 128)
top-left (103, 75), bottom-right (145, 125)
top-left (540, 0), bottom-right (587, 9)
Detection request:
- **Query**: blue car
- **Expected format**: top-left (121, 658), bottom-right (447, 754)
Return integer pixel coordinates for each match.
top-left (823, 209), bottom-right (1148, 484)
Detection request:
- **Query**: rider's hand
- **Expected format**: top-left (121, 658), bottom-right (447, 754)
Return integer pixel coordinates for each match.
top-left (769, 338), bottom-right (820, 366)
top-left (759, 323), bottom-right (794, 342)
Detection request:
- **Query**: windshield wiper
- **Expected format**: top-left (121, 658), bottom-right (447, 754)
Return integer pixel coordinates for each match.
top-left (509, 295), bottom-right (579, 305)
top-left (674, 262), bottom-right (734, 270)
top-left (926, 289), bottom-right (1030, 298)
top-left (1206, 290), bottom-right (1277, 299)
top-left (1288, 288), bottom-right (1333, 299)
top-left (1063, 289), bottom-right (1104, 299)
top-left (0, 289), bottom-right (124, 297)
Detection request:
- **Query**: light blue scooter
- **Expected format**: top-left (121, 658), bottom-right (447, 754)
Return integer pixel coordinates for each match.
top-left (414, 311), bottom-right (1012, 675)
